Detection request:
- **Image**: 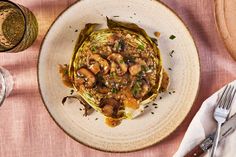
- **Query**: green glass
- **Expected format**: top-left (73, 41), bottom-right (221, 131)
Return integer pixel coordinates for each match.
top-left (0, 0), bottom-right (38, 53)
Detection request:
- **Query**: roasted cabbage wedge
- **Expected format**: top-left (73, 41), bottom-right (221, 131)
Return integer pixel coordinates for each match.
top-left (60, 18), bottom-right (169, 127)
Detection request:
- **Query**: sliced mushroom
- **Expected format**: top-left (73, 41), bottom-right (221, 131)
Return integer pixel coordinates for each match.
top-left (76, 68), bottom-right (96, 88)
top-left (88, 54), bottom-right (110, 74)
top-left (107, 53), bottom-right (128, 76)
top-left (97, 86), bottom-right (110, 94)
top-left (132, 79), bottom-right (150, 99)
top-left (129, 58), bottom-right (148, 76)
top-left (88, 62), bottom-right (100, 74)
top-left (100, 98), bottom-right (120, 117)
top-left (129, 64), bottom-right (142, 76)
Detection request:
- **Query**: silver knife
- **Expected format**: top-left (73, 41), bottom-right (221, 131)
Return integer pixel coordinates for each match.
top-left (184, 113), bottom-right (236, 157)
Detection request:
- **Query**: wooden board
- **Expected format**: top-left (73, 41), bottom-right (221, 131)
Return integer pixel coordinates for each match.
top-left (215, 0), bottom-right (236, 60)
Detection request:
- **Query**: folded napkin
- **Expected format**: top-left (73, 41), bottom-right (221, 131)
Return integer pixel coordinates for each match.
top-left (174, 80), bottom-right (236, 157)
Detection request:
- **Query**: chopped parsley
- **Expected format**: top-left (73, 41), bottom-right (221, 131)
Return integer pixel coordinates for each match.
top-left (141, 65), bottom-right (148, 72)
top-left (119, 60), bottom-right (124, 64)
top-left (111, 88), bottom-right (118, 94)
top-left (169, 35), bottom-right (176, 40)
top-left (131, 80), bottom-right (142, 96)
top-left (137, 44), bottom-right (145, 51)
top-left (91, 46), bottom-right (97, 51)
top-left (63, 69), bottom-right (68, 75)
top-left (110, 71), bottom-right (117, 78)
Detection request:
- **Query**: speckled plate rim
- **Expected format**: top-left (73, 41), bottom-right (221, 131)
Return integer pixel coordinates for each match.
top-left (37, 0), bottom-right (201, 153)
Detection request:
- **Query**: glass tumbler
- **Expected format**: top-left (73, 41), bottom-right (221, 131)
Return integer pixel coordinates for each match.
top-left (0, 0), bottom-right (38, 53)
top-left (0, 67), bottom-right (13, 106)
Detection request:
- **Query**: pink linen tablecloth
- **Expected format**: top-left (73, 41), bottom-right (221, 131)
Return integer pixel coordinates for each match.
top-left (0, 0), bottom-right (235, 157)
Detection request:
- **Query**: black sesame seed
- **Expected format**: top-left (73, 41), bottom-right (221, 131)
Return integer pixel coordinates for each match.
top-left (159, 97), bottom-right (162, 99)
top-left (79, 108), bottom-right (82, 111)
top-left (95, 118), bottom-right (98, 120)
top-left (70, 89), bottom-right (74, 95)
top-left (173, 90), bottom-right (176, 93)
top-left (151, 112), bottom-right (154, 114)
top-left (169, 35), bottom-right (176, 40)
top-left (155, 106), bottom-right (158, 109)
top-left (169, 92), bottom-right (172, 95)
top-left (75, 29), bottom-right (78, 32)
top-left (144, 105), bottom-right (149, 108)
top-left (168, 68), bottom-right (172, 71)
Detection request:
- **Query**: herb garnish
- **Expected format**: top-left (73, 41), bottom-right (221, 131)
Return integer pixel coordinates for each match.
top-left (169, 35), bottom-right (176, 40)
top-left (131, 80), bottom-right (142, 96)
top-left (119, 60), bottom-right (124, 64)
top-left (141, 65), bottom-right (148, 72)
top-left (169, 50), bottom-right (174, 57)
top-left (91, 46), bottom-right (97, 51)
top-left (111, 87), bottom-right (118, 94)
top-left (113, 16), bottom-right (119, 17)
top-left (137, 44), bottom-right (145, 51)
top-left (110, 71), bottom-right (117, 78)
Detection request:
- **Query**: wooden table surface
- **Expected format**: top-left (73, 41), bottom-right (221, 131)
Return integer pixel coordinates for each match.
top-left (0, 0), bottom-right (235, 157)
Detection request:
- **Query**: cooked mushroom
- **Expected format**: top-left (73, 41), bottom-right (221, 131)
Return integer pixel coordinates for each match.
top-left (129, 64), bottom-right (142, 76)
top-left (100, 98), bottom-right (120, 117)
top-left (132, 79), bottom-right (150, 99)
top-left (129, 58), bottom-right (148, 76)
top-left (88, 54), bottom-right (110, 74)
top-left (76, 68), bottom-right (96, 88)
top-left (107, 53), bottom-right (128, 76)
top-left (88, 62), bottom-right (100, 74)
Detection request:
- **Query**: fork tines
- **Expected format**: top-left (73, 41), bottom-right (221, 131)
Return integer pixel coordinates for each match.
top-left (217, 85), bottom-right (236, 109)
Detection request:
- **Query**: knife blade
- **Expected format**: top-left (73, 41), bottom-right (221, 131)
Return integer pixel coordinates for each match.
top-left (184, 113), bottom-right (236, 157)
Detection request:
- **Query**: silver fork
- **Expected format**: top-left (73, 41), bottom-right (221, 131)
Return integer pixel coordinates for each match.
top-left (210, 85), bottom-right (236, 157)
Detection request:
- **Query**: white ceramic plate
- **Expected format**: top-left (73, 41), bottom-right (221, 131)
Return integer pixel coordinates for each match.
top-left (38, 0), bottom-right (200, 152)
